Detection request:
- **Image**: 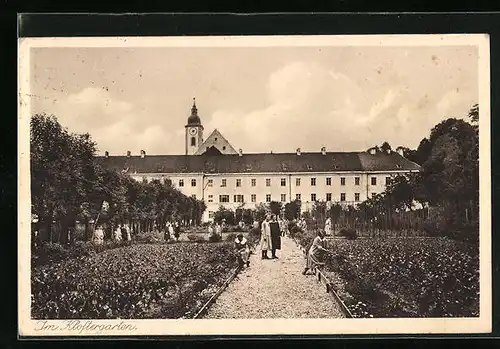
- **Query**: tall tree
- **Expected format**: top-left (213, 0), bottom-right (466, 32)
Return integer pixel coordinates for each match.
top-left (31, 114), bottom-right (98, 243)
top-left (380, 141), bottom-right (392, 153)
top-left (269, 201), bottom-right (283, 216)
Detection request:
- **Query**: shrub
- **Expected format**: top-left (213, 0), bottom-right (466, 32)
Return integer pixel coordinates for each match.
top-left (225, 233), bottom-right (237, 242)
top-left (208, 234), bottom-right (222, 243)
top-left (247, 227), bottom-right (261, 246)
top-left (339, 227), bottom-right (357, 240)
top-left (31, 240), bottom-right (126, 267)
top-left (32, 242), bottom-right (71, 266)
top-left (135, 231), bottom-right (163, 244)
top-left (187, 234), bottom-right (206, 242)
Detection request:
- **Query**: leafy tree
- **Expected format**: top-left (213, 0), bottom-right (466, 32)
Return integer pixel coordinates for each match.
top-left (31, 114), bottom-right (98, 243)
top-left (269, 201), bottom-right (282, 216)
top-left (284, 200), bottom-right (301, 220)
top-left (213, 206), bottom-right (235, 225)
top-left (385, 175), bottom-right (416, 211)
top-left (252, 203), bottom-right (268, 223)
top-left (380, 141), bottom-right (392, 153)
top-left (468, 103), bottom-right (479, 124)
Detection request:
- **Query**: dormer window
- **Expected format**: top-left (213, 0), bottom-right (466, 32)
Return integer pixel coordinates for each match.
top-left (307, 165), bottom-right (313, 170)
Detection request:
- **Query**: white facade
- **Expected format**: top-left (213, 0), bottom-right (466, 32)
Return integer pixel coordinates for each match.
top-left (116, 100), bottom-right (420, 223)
top-left (131, 170), bottom-right (417, 222)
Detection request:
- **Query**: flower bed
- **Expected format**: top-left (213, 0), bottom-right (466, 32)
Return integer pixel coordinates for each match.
top-left (324, 238), bottom-right (479, 318)
top-left (32, 242), bottom-right (238, 319)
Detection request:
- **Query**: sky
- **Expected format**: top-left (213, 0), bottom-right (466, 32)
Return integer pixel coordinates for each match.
top-left (29, 45), bottom-right (478, 156)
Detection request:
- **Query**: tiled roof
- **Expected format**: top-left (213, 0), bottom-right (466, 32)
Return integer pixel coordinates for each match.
top-left (97, 151), bottom-right (421, 174)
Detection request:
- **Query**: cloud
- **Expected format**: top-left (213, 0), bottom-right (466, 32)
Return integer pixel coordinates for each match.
top-left (32, 47), bottom-right (477, 156)
top-left (205, 62), bottom-right (406, 152)
top-left (35, 87), bottom-right (181, 155)
top-left (203, 60), bottom-right (477, 153)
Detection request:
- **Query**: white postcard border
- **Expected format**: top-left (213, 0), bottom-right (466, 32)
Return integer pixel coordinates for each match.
top-left (18, 34), bottom-right (492, 336)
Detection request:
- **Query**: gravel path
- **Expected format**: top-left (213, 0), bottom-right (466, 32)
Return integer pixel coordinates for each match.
top-left (203, 236), bottom-right (345, 319)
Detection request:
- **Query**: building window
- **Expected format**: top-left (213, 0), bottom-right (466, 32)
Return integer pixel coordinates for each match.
top-left (326, 177), bottom-right (332, 186)
top-left (251, 179), bottom-right (256, 187)
top-left (371, 177), bottom-right (377, 186)
top-left (251, 194), bottom-right (257, 203)
top-left (190, 137), bottom-right (196, 146)
top-left (296, 178), bottom-right (301, 186)
top-left (164, 178), bottom-right (172, 186)
top-left (355, 193), bottom-right (360, 202)
top-left (234, 195), bottom-right (244, 203)
top-left (266, 194), bottom-right (271, 202)
top-left (208, 211), bottom-right (214, 219)
top-left (340, 193), bottom-right (346, 202)
top-left (191, 194), bottom-right (196, 200)
top-left (191, 179), bottom-right (196, 187)
top-left (219, 195), bottom-right (230, 203)
top-left (341, 177), bottom-right (346, 186)
top-left (311, 178), bottom-right (316, 186)
top-left (311, 193), bottom-right (316, 202)
top-left (207, 179), bottom-right (213, 187)
top-left (208, 194), bottom-right (214, 203)
top-left (355, 177), bottom-right (360, 185)
top-left (296, 194), bottom-right (301, 201)
top-left (221, 179), bottom-right (227, 187)
top-left (281, 194), bottom-right (286, 202)
top-left (281, 178), bottom-right (286, 186)
top-left (236, 179), bottom-right (242, 187)
top-left (222, 146), bottom-right (226, 150)
top-left (386, 176), bottom-right (391, 186)
top-left (266, 178), bottom-right (271, 187)
top-left (326, 193), bottom-right (332, 201)
top-left (178, 179), bottom-right (184, 187)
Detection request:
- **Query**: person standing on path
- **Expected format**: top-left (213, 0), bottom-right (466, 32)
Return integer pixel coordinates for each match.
top-left (260, 214), bottom-right (272, 259)
top-left (269, 214), bottom-right (281, 259)
top-left (302, 230), bottom-right (329, 275)
top-left (174, 221), bottom-right (181, 240)
top-left (324, 217), bottom-right (332, 236)
top-left (168, 222), bottom-right (175, 241)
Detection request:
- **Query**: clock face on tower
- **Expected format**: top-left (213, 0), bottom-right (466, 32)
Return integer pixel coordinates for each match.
top-left (189, 128), bottom-right (197, 136)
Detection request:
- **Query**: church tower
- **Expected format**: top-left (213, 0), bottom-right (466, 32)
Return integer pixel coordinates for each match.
top-left (185, 98), bottom-right (204, 155)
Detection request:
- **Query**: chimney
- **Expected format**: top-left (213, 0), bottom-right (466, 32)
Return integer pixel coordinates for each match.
top-left (369, 148), bottom-right (376, 155)
top-left (238, 148), bottom-right (243, 157)
top-left (104, 151), bottom-right (109, 158)
top-left (386, 148), bottom-right (391, 154)
top-left (126, 150), bottom-right (131, 158)
top-left (397, 147), bottom-right (405, 157)
top-left (296, 148), bottom-right (301, 156)
top-left (140, 150), bottom-right (146, 158)
top-left (321, 146), bottom-right (326, 155)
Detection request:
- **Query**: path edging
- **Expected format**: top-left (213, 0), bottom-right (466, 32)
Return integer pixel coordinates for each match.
top-left (291, 236), bottom-right (353, 318)
top-left (193, 266), bottom-right (241, 319)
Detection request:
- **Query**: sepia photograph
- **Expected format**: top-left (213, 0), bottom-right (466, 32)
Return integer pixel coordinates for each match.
top-left (18, 34), bottom-right (491, 336)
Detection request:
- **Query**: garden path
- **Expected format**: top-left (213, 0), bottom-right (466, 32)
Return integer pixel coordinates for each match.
top-left (203, 236), bottom-right (345, 318)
